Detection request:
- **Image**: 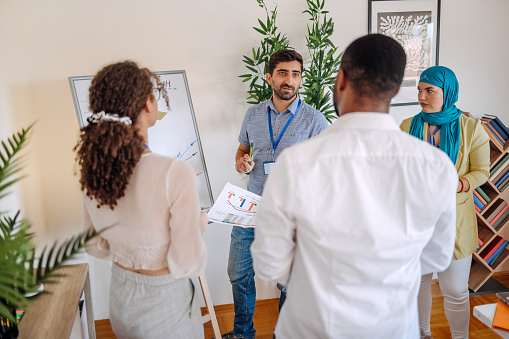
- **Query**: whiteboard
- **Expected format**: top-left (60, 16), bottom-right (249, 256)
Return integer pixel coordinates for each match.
top-left (69, 70), bottom-right (214, 209)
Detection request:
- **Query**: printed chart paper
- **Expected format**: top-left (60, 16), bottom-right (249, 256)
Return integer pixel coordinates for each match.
top-left (208, 183), bottom-right (261, 228)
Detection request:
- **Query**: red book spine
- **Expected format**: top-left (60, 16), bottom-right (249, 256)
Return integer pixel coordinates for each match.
top-left (482, 238), bottom-right (506, 261)
top-left (473, 190), bottom-right (488, 205)
top-left (491, 205), bottom-right (509, 226)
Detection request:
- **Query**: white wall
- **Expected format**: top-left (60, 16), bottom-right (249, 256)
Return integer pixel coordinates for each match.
top-left (1, 0), bottom-right (508, 320)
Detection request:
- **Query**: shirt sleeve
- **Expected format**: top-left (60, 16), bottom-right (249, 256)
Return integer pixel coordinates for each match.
top-left (310, 110), bottom-right (329, 137)
top-left (238, 107), bottom-right (252, 146)
top-left (251, 152), bottom-right (295, 285)
top-left (82, 198), bottom-right (111, 259)
top-left (462, 119), bottom-right (490, 191)
top-left (420, 162), bottom-right (458, 274)
top-left (166, 160), bottom-right (207, 278)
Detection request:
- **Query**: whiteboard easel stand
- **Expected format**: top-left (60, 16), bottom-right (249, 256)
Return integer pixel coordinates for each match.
top-left (199, 274), bottom-right (221, 338)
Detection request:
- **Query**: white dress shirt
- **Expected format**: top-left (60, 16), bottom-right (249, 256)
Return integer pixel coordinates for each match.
top-left (251, 113), bottom-right (458, 339)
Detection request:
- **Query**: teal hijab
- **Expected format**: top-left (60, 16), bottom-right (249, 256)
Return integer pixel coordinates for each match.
top-left (409, 66), bottom-right (462, 164)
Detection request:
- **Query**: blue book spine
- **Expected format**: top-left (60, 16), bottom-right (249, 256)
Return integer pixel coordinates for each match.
top-left (493, 117), bottom-right (509, 139)
top-left (473, 194), bottom-right (484, 209)
top-left (487, 241), bottom-right (508, 265)
top-left (486, 123), bottom-right (504, 146)
top-left (496, 170), bottom-right (509, 187)
top-left (490, 120), bottom-right (509, 141)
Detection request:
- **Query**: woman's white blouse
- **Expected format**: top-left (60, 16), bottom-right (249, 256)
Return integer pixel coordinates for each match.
top-left (83, 153), bottom-right (207, 278)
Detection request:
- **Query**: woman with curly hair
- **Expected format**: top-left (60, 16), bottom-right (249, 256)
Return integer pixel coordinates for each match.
top-left (75, 61), bottom-right (207, 339)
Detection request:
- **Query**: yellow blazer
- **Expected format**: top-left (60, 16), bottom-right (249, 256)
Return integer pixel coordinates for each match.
top-left (400, 114), bottom-right (490, 259)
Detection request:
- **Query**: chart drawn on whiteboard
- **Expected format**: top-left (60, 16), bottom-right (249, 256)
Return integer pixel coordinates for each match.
top-left (69, 70), bottom-right (214, 209)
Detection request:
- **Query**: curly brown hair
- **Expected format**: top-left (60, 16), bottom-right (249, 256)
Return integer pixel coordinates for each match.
top-left (74, 61), bottom-right (169, 209)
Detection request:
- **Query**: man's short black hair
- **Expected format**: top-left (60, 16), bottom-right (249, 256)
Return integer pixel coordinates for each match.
top-left (268, 49), bottom-right (304, 75)
top-left (340, 34), bottom-right (406, 99)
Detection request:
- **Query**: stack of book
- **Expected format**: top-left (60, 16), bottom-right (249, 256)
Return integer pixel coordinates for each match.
top-left (480, 235), bottom-right (509, 266)
top-left (489, 153), bottom-right (509, 192)
top-left (481, 114), bottom-right (509, 150)
top-left (485, 200), bottom-right (509, 229)
top-left (474, 187), bottom-right (491, 212)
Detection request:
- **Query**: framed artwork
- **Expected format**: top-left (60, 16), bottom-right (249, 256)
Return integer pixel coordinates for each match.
top-left (368, 0), bottom-right (441, 106)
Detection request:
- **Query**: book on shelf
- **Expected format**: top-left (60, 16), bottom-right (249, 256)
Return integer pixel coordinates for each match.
top-left (475, 238), bottom-right (484, 252)
top-left (491, 205), bottom-right (509, 226)
top-left (487, 202), bottom-right (507, 224)
top-left (492, 164), bottom-right (509, 185)
top-left (475, 205), bottom-right (481, 213)
top-left (473, 190), bottom-right (488, 205)
top-left (493, 208), bottom-right (509, 229)
top-left (502, 181), bottom-right (509, 193)
top-left (499, 174), bottom-right (509, 190)
top-left (484, 114), bottom-right (509, 140)
top-left (482, 236), bottom-right (505, 261)
top-left (475, 187), bottom-right (491, 203)
top-left (495, 170), bottom-right (509, 188)
top-left (490, 154), bottom-right (509, 180)
top-left (483, 122), bottom-right (505, 149)
top-left (473, 194), bottom-right (485, 210)
top-left (487, 241), bottom-right (508, 265)
top-left (483, 118), bottom-right (508, 143)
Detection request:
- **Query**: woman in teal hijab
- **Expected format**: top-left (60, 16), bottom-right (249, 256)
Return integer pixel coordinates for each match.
top-left (400, 66), bottom-right (490, 339)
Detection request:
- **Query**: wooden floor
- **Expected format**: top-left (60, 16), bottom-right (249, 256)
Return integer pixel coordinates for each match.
top-left (96, 273), bottom-right (509, 339)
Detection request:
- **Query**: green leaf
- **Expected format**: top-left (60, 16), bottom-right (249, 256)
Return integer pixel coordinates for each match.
top-left (253, 27), bottom-right (266, 35)
top-left (258, 19), bottom-right (268, 32)
top-left (246, 65), bottom-right (258, 73)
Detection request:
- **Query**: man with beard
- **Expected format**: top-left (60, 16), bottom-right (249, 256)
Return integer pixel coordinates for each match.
top-left (251, 34), bottom-right (457, 338)
top-left (222, 49), bottom-right (328, 339)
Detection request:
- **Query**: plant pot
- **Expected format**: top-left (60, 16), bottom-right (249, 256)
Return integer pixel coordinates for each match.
top-left (0, 323), bottom-right (18, 339)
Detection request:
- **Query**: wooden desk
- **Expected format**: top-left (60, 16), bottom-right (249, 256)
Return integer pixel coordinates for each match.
top-left (18, 263), bottom-right (95, 339)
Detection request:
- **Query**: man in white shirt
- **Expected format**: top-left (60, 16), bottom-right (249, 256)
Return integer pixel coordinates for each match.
top-left (251, 34), bottom-right (458, 339)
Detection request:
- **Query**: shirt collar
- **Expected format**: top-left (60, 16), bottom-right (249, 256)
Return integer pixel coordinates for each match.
top-left (267, 94), bottom-right (301, 115)
top-left (332, 112), bottom-right (400, 131)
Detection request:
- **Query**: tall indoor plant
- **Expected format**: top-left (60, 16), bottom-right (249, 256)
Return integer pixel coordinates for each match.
top-left (240, 0), bottom-right (342, 122)
top-left (0, 126), bottom-right (97, 339)
top-left (239, 0), bottom-right (291, 104)
top-left (302, 0), bottom-right (342, 123)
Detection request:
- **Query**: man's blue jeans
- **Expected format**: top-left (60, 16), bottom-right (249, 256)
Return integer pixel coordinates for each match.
top-left (227, 226), bottom-right (256, 339)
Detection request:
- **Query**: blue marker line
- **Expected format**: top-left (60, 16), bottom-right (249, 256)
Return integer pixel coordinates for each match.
top-left (176, 140), bottom-right (197, 158)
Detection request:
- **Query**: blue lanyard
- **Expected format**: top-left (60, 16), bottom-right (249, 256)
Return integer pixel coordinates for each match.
top-left (428, 125), bottom-right (441, 146)
top-left (268, 99), bottom-right (301, 158)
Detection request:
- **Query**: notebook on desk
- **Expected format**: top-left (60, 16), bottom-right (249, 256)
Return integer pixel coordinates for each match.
top-left (493, 299), bottom-right (509, 332)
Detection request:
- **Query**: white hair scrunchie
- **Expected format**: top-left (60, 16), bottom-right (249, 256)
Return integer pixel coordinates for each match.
top-left (87, 111), bottom-right (132, 125)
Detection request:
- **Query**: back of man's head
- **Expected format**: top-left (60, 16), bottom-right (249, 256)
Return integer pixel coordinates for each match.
top-left (340, 34), bottom-right (406, 101)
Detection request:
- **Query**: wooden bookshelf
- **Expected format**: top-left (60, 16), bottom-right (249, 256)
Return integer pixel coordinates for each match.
top-left (470, 116), bottom-right (509, 291)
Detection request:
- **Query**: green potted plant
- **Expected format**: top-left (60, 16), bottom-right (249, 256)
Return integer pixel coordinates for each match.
top-left (239, 0), bottom-right (342, 122)
top-left (0, 126), bottom-right (97, 339)
top-left (239, 0), bottom-right (291, 104)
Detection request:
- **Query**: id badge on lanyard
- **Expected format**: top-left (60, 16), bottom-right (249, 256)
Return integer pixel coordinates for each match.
top-left (263, 161), bottom-right (275, 175)
top-left (265, 99), bottom-right (301, 175)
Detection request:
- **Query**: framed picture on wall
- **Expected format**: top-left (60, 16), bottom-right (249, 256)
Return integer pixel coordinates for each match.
top-left (368, 0), bottom-right (441, 106)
